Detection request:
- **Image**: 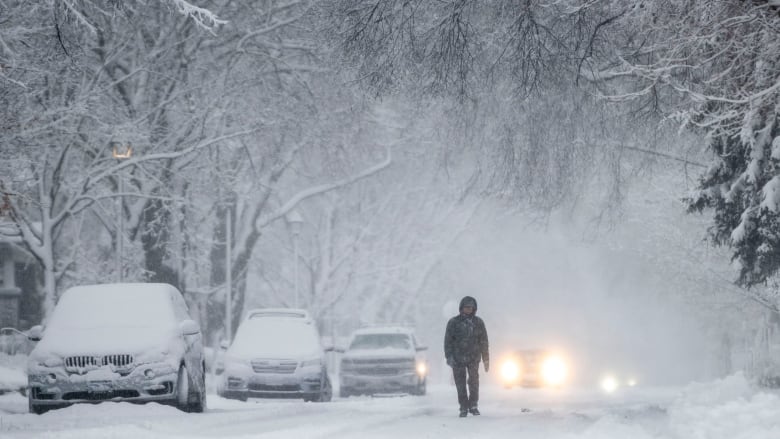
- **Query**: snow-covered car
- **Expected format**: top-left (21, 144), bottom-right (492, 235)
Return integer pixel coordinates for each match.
top-left (218, 308), bottom-right (333, 402)
top-left (499, 349), bottom-right (568, 388)
top-left (26, 283), bottom-right (206, 414)
top-left (213, 309), bottom-right (313, 375)
top-left (338, 326), bottom-right (428, 397)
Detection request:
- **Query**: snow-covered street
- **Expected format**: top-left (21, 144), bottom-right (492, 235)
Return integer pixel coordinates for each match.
top-left (2, 374), bottom-right (779, 439)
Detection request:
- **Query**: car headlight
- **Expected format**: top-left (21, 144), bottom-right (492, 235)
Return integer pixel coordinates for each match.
top-left (416, 362), bottom-right (427, 376)
top-left (300, 358), bottom-right (321, 368)
top-left (501, 359), bottom-right (520, 383)
top-left (627, 378), bottom-right (637, 387)
top-left (43, 356), bottom-right (63, 368)
top-left (541, 356), bottom-right (567, 386)
top-left (601, 375), bottom-right (619, 393)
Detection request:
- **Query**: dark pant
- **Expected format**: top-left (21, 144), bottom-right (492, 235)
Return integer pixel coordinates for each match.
top-left (452, 362), bottom-right (479, 410)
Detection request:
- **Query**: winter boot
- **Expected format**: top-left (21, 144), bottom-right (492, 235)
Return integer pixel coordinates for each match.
top-left (459, 408), bottom-right (468, 417)
top-left (469, 407), bottom-right (481, 416)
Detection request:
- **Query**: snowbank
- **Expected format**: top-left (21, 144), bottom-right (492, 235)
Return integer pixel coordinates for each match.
top-left (569, 372), bottom-right (780, 439)
top-left (668, 372), bottom-right (780, 439)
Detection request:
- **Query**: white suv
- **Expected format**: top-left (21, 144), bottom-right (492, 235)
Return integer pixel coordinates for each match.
top-left (26, 283), bottom-right (206, 414)
top-left (218, 308), bottom-right (332, 402)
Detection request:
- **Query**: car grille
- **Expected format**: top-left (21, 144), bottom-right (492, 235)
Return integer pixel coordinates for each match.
top-left (249, 383), bottom-right (300, 392)
top-left (64, 354), bottom-right (134, 372)
top-left (251, 359), bottom-right (298, 374)
top-left (345, 358), bottom-right (415, 376)
top-left (65, 356), bottom-right (100, 369)
top-left (103, 354), bottom-right (133, 368)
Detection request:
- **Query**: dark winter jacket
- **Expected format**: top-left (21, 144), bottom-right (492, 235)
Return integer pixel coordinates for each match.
top-left (444, 296), bottom-right (489, 367)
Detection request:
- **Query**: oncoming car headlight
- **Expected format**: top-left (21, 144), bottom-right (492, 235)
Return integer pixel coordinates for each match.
top-left (416, 362), bottom-right (427, 376)
top-left (501, 359), bottom-right (520, 383)
top-left (601, 375), bottom-right (619, 393)
top-left (541, 356), bottom-right (567, 386)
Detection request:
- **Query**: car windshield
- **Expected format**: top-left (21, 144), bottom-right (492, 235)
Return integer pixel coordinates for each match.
top-left (349, 334), bottom-right (411, 350)
top-left (46, 284), bottom-right (176, 331)
top-left (230, 317), bottom-right (321, 358)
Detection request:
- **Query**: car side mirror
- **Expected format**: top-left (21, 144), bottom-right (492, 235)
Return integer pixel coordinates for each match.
top-left (27, 325), bottom-right (44, 342)
top-left (180, 320), bottom-right (200, 336)
top-left (219, 340), bottom-right (230, 350)
top-left (416, 346), bottom-right (428, 352)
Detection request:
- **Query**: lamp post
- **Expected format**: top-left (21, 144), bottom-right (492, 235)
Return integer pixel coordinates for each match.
top-left (112, 142), bottom-right (132, 282)
top-left (286, 210), bottom-right (303, 308)
top-left (225, 206), bottom-right (232, 342)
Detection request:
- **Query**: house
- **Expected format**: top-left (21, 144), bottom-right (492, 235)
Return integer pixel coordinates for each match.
top-left (0, 227), bottom-right (41, 330)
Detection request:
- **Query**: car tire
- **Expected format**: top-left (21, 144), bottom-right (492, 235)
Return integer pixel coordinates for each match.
top-left (415, 381), bottom-right (427, 396)
top-left (187, 364), bottom-right (206, 413)
top-left (28, 394), bottom-right (50, 415)
top-left (305, 373), bottom-right (332, 402)
top-left (319, 374), bottom-right (332, 402)
top-left (219, 389), bottom-right (248, 402)
top-left (175, 365), bottom-right (192, 412)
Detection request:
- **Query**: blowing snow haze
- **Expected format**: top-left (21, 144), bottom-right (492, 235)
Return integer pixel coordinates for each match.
top-left (432, 206), bottom-right (711, 387)
top-left (2, 1), bottom-right (780, 437)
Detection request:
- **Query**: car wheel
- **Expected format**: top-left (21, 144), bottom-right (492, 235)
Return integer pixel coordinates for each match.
top-left (187, 364), bottom-right (206, 413)
top-left (415, 381), bottom-right (427, 396)
top-left (219, 389), bottom-right (248, 402)
top-left (319, 375), bottom-right (332, 402)
top-left (305, 373), bottom-right (332, 402)
top-left (175, 365), bottom-right (191, 412)
top-left (28, 394), bottom-right (49, 415)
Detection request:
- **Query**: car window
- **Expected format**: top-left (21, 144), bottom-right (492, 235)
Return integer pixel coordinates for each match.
top-left (229, 317), bottom-right (321, 358)
top-left (169, 289), bottom-right (190, 322)
top-left (349, 334), bottom-right (411, 350)
top-left (46, 285), bottom-right (176, 330)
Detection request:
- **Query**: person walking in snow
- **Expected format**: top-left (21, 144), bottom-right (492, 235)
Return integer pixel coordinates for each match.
top-left (444, 295), bottom-right (490, 417)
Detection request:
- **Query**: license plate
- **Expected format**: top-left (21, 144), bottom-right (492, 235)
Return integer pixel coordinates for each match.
top-left (88, 383), bottom-right (110, 392)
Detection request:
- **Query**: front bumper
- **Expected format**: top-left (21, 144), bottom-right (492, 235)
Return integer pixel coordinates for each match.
top-left (28, 362), bottom-right (178, 406)
top-left (222, 368), bottom-right (324, 398)
top-left (340, 371), bottom-right (421, 393)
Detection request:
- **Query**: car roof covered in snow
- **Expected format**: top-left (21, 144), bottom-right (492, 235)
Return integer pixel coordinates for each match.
top-left (61, 282), bottom-right (181, 297)
top-left (245, 308), bottom-right (311, 321)
top-left (351, 326), bottom-right (416, 336)
top-left (49, 283), bottom-right (181, 326)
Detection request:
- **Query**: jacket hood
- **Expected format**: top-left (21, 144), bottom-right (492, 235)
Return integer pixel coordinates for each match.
top-left (459, 296), bottom-right (478, 314)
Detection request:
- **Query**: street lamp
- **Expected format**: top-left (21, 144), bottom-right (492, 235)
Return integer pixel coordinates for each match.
top-left (225, 206), bottom-right (232, 342)
top-left (286, 210), bottom-right (303, 308)
top-left (111, 142), bottom-right (132, 282)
